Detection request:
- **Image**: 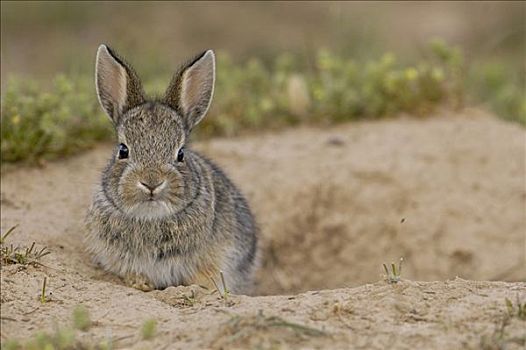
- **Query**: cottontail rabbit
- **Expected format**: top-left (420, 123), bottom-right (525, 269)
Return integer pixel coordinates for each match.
top-left (85, 45), bottom-right (258, 294)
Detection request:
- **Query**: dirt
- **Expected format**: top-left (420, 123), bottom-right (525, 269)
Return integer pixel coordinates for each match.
top-left (1, 109), bottom-right (525, 349)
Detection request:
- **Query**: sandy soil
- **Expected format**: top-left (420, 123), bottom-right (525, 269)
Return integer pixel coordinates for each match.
top-left (1, 109), bottom-right (525, 348)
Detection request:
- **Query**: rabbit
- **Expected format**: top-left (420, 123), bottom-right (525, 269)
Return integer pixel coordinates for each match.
top-left (85, 45), bottom-right (258, 294)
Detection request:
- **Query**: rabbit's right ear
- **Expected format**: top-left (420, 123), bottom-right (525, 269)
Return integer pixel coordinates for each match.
top-left (95, 45), bottom-right (145, 124)
top-left (164, 50), bottom-right (215, 131)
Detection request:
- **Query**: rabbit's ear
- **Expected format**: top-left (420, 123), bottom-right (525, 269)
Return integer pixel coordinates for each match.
top-left (164, 50), bottom-right (215, 131)
top-left (95, 45), bottom-right (145, 124)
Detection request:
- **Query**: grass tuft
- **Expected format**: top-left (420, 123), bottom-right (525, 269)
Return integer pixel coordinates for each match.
top-left (505, 295), bottom-right (526, 321)
top-left (208, 271), bottom-right (231, 302)
top-left (0, 226), bottom-right (51, 267)
top-left (383, 257), bottom-right (404, 284)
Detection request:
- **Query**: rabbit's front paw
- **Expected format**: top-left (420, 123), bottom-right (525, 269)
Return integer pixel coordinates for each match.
top-left (125, 273), bottom-right (154, 292)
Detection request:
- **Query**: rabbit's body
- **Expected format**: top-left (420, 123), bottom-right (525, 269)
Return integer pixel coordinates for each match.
top-left (85, 46), bottom-right (258, 294)
top-left (87, 147), bottom-right (257, 293)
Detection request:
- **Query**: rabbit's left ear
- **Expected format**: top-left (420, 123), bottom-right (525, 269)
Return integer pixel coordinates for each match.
top-left (164, 50), bottom-right (215, 131)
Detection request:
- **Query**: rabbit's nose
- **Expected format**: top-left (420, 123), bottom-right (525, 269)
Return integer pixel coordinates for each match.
top-left (138, 180), bottom-right (166, 194)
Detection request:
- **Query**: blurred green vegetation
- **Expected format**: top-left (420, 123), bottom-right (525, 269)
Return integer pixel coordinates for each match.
top-left (1, 76), bottom-right (110, 163)
top-left (2, 306), bottom-right (157, 349)
top-left (1, 40), bottom-right (524, 164)
top-left (2, 327), bottom-right (79, 350)
top-left (468, 63), bottom-right (526, 125)
top-left (1, 306), bottom-right (103, 350)
top-left (1, 2), bottom-right (524, 165)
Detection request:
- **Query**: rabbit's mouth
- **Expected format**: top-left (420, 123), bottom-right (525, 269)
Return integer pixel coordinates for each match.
top-left (118, 169), bottom-right (186, 218)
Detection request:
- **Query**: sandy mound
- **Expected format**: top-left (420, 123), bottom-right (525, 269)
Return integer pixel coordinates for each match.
top-left (1, 109), bottom-right (525, 348)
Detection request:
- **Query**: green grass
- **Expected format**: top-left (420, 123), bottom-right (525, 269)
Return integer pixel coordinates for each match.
top-left (1, 40), bottom-right (523, 165)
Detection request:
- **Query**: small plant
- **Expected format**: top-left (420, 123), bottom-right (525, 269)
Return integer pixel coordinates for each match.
top-left (383, 257), bottom-right (404, 284)
top-left (141, 319), bottom-right (157, 340)
top-left (40, 277), bottom-right (48, 304)
top-left (208, 270), bottom-right (230, 301)
top-left (0, 226), bottom-right (51, 267)
top-left (181, 290), bottom-right (197, 307)
top-left (505, 296), bottom-right (526, 320)
top-left (167, 288), bottom-right (199, 307)
top-left (72, 305), bottom-right (91, 331)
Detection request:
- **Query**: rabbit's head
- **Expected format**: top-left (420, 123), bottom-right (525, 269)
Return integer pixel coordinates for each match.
top-left (95, 45), bottom-right (215, 219)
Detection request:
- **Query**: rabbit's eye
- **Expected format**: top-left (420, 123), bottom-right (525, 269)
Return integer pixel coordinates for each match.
top-left (118, 143), bottom-right (129, 159)
top-left (177, 147), bottom-right (184, 162)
